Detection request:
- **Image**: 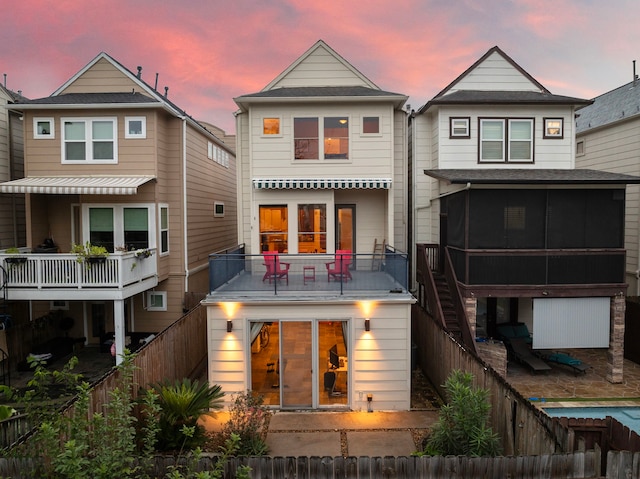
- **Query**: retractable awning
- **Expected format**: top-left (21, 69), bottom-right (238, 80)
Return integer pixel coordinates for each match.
top-left (252, 178), bottom-right (392, 190)
top-left (0, 176), bottom-right (156, 195)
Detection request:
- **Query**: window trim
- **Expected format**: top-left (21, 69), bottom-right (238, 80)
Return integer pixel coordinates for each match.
top-left (262, 117), bottom-right (282, 137)
top-left (543, 117), bottom-right (564, 139)
top-left (125, 116), bottom-right (146, 139)
top-left (82, 203), bottom-right (156, 252)
top-left (214, 201), bottom-right (225, 218)
top-left (159, 204), bottom-right (169, 256)
top-left (361, 116), bottom-right (381, 136)
top-left (34, 117), bottom-right (55, 139)
top-left (449, 117), bottom-right (470, 139)
top-left (576, 139), bottom-right (585, 156)
top-left (61, 117), bottom-right (118, 164)
top-left (478, 117), bottom-right (534, 164)
top-left (146, 291), bottom-right (167, 312)
top-left (293, 115), bottom-right (351, 162)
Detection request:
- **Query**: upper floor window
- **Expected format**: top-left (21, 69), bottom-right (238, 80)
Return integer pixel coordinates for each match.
top-left (34, 118), bottom-right (54, 139)
top-left (159, 205), bottom-right (169, 255)
top-left (450, 117), bottom-right (470, 138)
top-left (324, 117), bottom-right (349, 159)
top-left (576, 140), bottom-right (585, 156)
top-left (125, 116), bottom-right (146, 139)
top-left (207, 141), bottom-right (230, 168)
top-left (294, 116), bottom-right (349, 160)
top-left (86, 204), bottom-right (155, 253)
top-left (62, 117), bottom-right (117, 163)
top-left (263, 118), bottom-right (281, 136)
top-left (479, 118), bottom-right (533, 163)
top-left (362, 116), bottom-right (380, 135)
top-left (543, 118), bottom-right (564, 139)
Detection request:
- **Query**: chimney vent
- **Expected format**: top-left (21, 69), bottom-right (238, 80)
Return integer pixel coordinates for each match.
top-left (164, 86), bottom-right (169, 98)
top-left (137, 66), bottom-right (142, 79)
top-left (154, 73), bottom-right (159, 90)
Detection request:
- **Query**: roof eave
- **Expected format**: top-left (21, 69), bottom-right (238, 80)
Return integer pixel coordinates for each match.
top-left (235, 94), bottom-right (408, 109)
top-left (10, 102), bottom-right (162, 110)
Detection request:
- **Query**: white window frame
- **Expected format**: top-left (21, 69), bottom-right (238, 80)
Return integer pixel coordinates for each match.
top-left (125, 116), bottom-right (146, 139)
top-left (146, 291), bottom-right (167, 312)
top-left (82, 203), bottom-right (156, 251)
top-left (214, 201), bottom-right (225, 218)
top-left (159, 204), bottom-right (169, 256)
top-left (61, 117), bottom-right (118, 164)
top-left (508, 119), bottom-right (534, 163)
top-left (361, 116), bottom-right (381, 136)
top-left (262, 117), bottom-right (282, 137)
top-left (293, 115), bottom-right (350, 162)
top-left (479, 119), bottom-right (505, 162)
top-left (576, 140), bottom-right (585, 156)
top-left (450, 117), bottom-right (470, 138)
top-left (34, 117), bottom-right (55, 139)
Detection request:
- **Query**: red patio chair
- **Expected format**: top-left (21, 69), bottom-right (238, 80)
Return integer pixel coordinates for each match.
top-left (262, 252), bottom-right (290, 285)
top-left (325, 250), bottom-right (352, 282)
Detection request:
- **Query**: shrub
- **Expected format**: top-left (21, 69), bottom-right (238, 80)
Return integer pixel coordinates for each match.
top-left (220, 390), bottom-right (272, 456)
top-left (150, 378), bottom-right (224, 451)
top-left (419, 369), bottom-right (501, 457)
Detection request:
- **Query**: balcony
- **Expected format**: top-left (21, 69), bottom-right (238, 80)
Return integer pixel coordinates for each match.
top-left (0, 249), bottom-right (158, 301)
top-left (208, 246), bottom-right (409, 299)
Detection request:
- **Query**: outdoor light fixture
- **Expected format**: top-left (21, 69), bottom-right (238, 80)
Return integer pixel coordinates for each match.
top-left (227, 319), bottom-right (233, 332)
top-left (364, 318), bottom-right (370, 331)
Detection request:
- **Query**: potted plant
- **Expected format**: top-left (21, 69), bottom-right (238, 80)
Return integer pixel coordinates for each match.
top-left (72, 242), bottom-right (109, 266)
top-left (4, 247), bottom-right (27, 265)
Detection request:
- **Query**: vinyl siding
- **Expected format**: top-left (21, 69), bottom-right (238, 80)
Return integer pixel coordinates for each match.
top-left (58, 58), bottom-right (152, 96)
top-left (206, 300), bottom-right (412, 410)
top-left (448, 51), bottom-right (541, 93)
top-left (576, 116), bottom-right (640, 295)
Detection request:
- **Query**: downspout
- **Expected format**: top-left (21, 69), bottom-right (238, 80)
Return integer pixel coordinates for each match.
top-left (182, 117), bottom-right (189, 293)
top-left (436, 182), bottom-right (472, 200)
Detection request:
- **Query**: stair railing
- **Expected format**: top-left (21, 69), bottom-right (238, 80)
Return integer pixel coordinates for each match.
top-left (443, 247), bottom-right (478, 355)
top-left (416, 244), bottom-right (447, 329)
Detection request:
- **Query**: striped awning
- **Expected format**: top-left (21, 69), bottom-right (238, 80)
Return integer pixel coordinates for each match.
top-left (0, 176), bottom-right (156, 195)
top-left (253, 178), bottom-right (392, 190)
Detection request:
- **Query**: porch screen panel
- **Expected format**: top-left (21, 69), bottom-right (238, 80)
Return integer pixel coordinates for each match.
top-left (444, 192), bottom-right (466, 248)
top-left (533, 297), bottom-right (609, 349)
top-left (89, 208), bottom-right (114, 252)
top-left (585, 189), bottom-right (624, 248)
top-left (547, 190), bottom-right (587, 248)
top-left (468, 190), bottom-right (506, 248)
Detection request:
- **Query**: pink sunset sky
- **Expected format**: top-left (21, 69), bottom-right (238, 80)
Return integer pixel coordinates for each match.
top-left (2, 0), bottom-right (639, 134)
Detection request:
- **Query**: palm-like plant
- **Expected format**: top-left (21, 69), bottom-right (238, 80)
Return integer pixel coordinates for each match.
top-left (150, 378), bottom-right (224, 451)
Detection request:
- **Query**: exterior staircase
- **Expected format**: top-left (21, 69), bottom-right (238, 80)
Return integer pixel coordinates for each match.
top-left (432, 272), bottom-right (462, 339)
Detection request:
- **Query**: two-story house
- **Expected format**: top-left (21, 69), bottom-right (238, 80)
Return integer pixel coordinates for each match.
top-left (0, 84), bottom-right (26, 258)
top-left (411, 46), bottom-right (640, 383)
top-left (0, 53), bottom-right (237, 365)
top-left (203, 40), bottom-right (415, 411)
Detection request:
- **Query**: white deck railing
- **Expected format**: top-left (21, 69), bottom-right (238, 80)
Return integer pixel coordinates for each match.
top-left (0, 249), bottom-right (157, 291)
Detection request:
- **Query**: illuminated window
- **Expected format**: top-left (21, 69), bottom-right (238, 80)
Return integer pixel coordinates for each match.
top-left (450, 117), bottom-right (470, 138)
top-left (263, 118), bottom-right (280, 135)
top-left (324, 117), bottom-right (348, 159)
top-left (544, 118), bottom-right (563, 139)
top-left (260, 205), bottom-right (288, 252)
top-left (297, 204), bottom-right (326, 253)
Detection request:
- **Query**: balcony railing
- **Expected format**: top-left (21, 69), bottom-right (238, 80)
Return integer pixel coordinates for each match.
top-left (0, 249), bottom-right (158, 293)
top-left (208, 245), bottom-right (409, 296)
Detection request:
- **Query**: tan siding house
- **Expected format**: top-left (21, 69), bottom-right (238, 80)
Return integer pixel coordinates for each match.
top-left (0, 53), bottom-right (236, 365)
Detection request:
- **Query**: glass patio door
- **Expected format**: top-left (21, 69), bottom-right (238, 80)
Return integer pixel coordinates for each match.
top-left (336, 205), bottom-right (355, 252)
top-left (280, 321), bottom-right (313, 408)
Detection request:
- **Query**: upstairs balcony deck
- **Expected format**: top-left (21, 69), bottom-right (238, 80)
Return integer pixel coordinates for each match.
top-left (0, 248), bottom-right (158, 301)
top-left (208, 246), bottom-right (410, 301)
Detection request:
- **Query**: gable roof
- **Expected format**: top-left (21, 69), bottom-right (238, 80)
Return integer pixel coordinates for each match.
top-left (418, 46), bottom-right (589, 113)
top-left (264, 40), bottom-right (379, 91)
top-left (235, 40), bottom-right (408, 110)
top-left (576, 80), bottom-right (640, 133)
top-left (12, 52), bottom-right (232, 152)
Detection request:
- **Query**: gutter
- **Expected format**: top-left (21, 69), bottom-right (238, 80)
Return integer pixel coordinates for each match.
top-left (435, 182), bottom-right (472, 200)
top-left (182, 117), bottom-right (189, 293)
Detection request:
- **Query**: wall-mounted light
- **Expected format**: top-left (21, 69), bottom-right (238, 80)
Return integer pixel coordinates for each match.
top-left (227, 319), bottom-right (233, 332)
top-left (364, 318), bottom-right (370, 331)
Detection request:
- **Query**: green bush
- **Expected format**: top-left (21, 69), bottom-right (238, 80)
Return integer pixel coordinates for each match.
top-left (419, 369), bottom-right (501, 457)
top-left (220, 390), bottom-right (272, 456)
top-left (151, 378), bottom-right (224, 451)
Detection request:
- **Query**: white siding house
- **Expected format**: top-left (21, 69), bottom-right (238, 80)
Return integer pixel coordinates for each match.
top-left (410, 46), bottom-right (639, 383)
top-left (204, 40), bottom-right (415, 410)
